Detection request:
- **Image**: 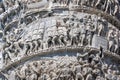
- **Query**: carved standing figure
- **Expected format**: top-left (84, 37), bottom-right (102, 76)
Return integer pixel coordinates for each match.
top-left (107, 29), bottom-right (115, 52)
top-left (59, 34), bottom-right (67, 46)
top-left (80, 23), bottom-right (87, 46)
top-left (47, 36), bottom-right (53, 48)
top-left (105, 0), bottom-right (112, 15)
top-left (52, 35), bottom-right (60, 47)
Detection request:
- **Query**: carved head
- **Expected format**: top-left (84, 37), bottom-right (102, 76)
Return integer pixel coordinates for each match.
top-left (33, 61), bottom-right (38, 67)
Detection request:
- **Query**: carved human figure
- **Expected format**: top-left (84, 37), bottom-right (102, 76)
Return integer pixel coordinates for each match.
top-left (47, 36), bottom-right (53, 48)
top-left (32, 39), bottom-right (42, 52)
top-left (59, 34), bottom-right (67, 46)
top-left (107, 29), bottom-right (115, 52)
top-left (25, 64), bottom-right (38, 80)
top-left (86, 22), bottom-right (95, 46)
top-left (30, 40), bottom-right (36, 52)
top-left (71, 34), bottom-right (78, 46)
top-left (105, 0), bottom-right (112, 15)
top-left (105, 65), bottom-right (113, 80)
top-left (114, 37), bottom-right (119, 53)
top-left (2, 49), bottom-right (11, 65)
top-left (113, 1), bottom-right (119, 16)
top-left (80, 23), bottom-right (87, 46)
top-left (98, 22), bottom-right (104, 36)
top-left (73, 65), bottom-right (84, 80)
top-left (66, 29), bottom-right (71, 42)
top-left (113, 31), bottom-right (119, 54)
top-left (70, 24), bottom-right (81, 46)
top-left (12, 42), bottom-right (24, 58)
top-left (37, 38), bottom-right (43, 49)
top-left (52, 35), bottom-right (60, 47)
top-left (24, 41), bottom-right (31, 56)
top-left (0, 20), bottom-right (5, 31)
top-left (93, 68), bottom-right (102, 78)
top-left (76, 52), bottom-right (88, 64)
top-left (82, 66), bottom-right (92, 78)
top-left (58, 68), bottom-right (74, 80)
top-left (16, 65), bottom-right (27, 80)
top-left (31, 61), bottom-right (42, 78)
top-left (25, 64), bottom-right (37, 80)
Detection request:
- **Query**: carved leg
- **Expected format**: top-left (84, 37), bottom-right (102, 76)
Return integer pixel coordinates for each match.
top-left (81, 34), bottom-right (85, 46)
top-left (113, 5), bottom-right (119, 16)
top-left (114, 44), bottom-right (118, 53)
top-left (24, 44), bottom-right (30, 56)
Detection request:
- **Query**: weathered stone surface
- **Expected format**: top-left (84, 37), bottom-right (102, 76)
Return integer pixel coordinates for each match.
top-left (92, 35), bottom-right (108, 50)
top-left (0, 0), bottom-right (120, 80)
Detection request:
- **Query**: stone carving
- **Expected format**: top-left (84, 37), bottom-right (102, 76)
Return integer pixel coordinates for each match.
top-left (0, 13), bottom-right (119, 66)
top-left (0, 1), bottom-right (119, 80)
top-left (1, 49), bottom-right (120, 80)
top-left (51, 0), bottom-right (120, 18)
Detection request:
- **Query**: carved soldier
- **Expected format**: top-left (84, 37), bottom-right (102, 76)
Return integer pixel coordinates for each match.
top-left (52, 35), bottom-right (60, 47)
top-left (112, 0), bottom-right (119, 16)
top-left (25, 64), bottom-right (37, 80)
top-left (82, 66), bottom-right (93, 80)
top-left (58, 68), bottom-right (73, 80)
top-left (76, 52), bottom-right (88, 64)
top-left (97, 20), bottom-right (106, 37)
top-left (31, 61), bottom-right (42, 78)
top-left (25, 41), bottom-right (34, 55)
top-left (107, 29), bottom-right (116, 52)
top-left (23, 41), bottom-right (31, 56)
top-left (73, 65), bottom-right (84, 80)
top-left (105, 0), bottom-right (112, 15)
top-left (2, 49), bottom-right (11, 65)
top-left (32, 39), bottom-right (39, 52)
top-left (37, 38), bottom-right (43, 49)
top-left (47, 36), bottom-right (53, 48)
top-left (59, 34), bottom-right (67, 46)
top-left (16, 65), bottom-right (27, 80)
top-left (115, 31), bottom-right (120, 54)
top-left (80, 23), bottom-right (87, 46)
top-left (26, 63), bottom-right (38, 80)
top-left (86, 20), bottom-right (96, 46)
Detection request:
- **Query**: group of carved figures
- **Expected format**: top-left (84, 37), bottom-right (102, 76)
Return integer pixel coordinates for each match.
top-left (1, 49), bottom-right (120, 80)
top-left (2, 14), bottom-right (120, 65)
top-left (108, 27), bottom-right (120, 54)
top-left (0, 0), bottom-right (22, 25)
top-left (46, 15), bottom-right (120, 53)
top-left (0, 0), bottom-right (120, 27)
top-left (52, 0), bottom-right (120, 17)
